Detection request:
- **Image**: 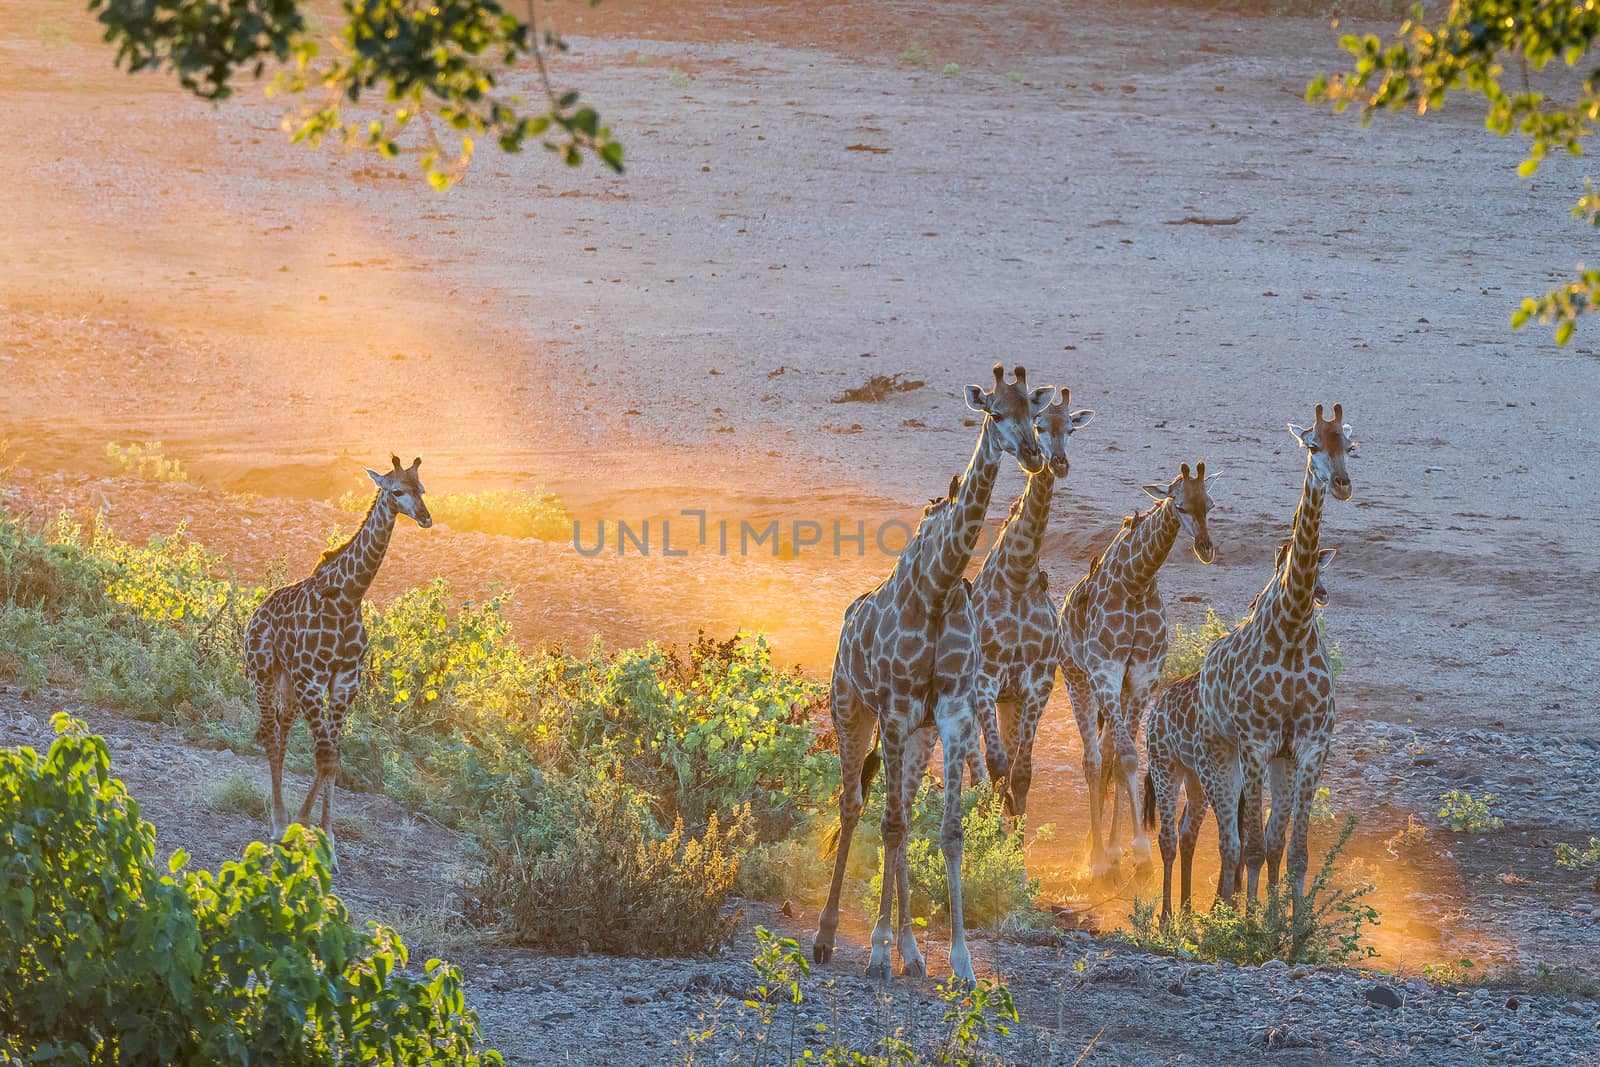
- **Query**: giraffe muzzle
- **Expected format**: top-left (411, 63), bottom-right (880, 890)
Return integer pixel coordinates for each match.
top-left (1331, 476), bottom-right (1352, 501)
top-left (1049, 455), bottom-right (1069, 477)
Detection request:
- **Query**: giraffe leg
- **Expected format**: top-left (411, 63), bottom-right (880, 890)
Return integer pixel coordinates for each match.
top-left (1177, 767), bottom-right (1207, 913)
top-left (1240, 757), bottom-right (1268, 907)
top-left (252, 667), bottom-right (292, 838)
top-left (813, 682), bottom-right (874, 967)
top-left (1120, 668), bottom-right (1158, 870)
top-left (309, 666), bottom-right (360, 873)
top-left (895, 726), bottom-right (936, 978)
top-left (291, 675), bottom-right (339, 868)
top-left (867, 726), bottom-right (907, 981)
top-left (1263, 757), bottom-right (1292, 889)
top-left (934, 692), bottom-right (979, 985)
top-left (1101, 721), bottom-right (1123, 867)
top-left (973, 673), bottom-right (1009, 790)
top-left (1005, 679), bottom-right (1049, 858)
top-left (1287, 746), bottom-right (1331, 916)
top-left (1197, 750), bottom-right (1244, 908)
top-left (993, 695), bottom-right (1020, 810)
top-left (1150, 753), bottom-right (1179, 921)
top-left (1068, 666), bottom-right (1113, 879)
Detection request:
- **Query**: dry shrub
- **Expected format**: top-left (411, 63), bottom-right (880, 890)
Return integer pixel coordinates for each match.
top-left (830, 373), bottom-right (925, 404)
top-left (468, 767), bottom-right (748, 956)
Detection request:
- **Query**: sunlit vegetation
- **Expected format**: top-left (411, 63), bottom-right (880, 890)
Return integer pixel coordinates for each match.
top-left (1436, 790), bottom-right (1504, 833)
top-left (338, 486), bottom-right (572, 541)
top-left (86, 0), bottom-right (621, 187)
top-left (677, 928), bottom-right (1022, 1065)
top-left (105, 441), bottom-right (186, 483)
top-left (0, 718), bottom-right (500, 1064)
top-left (0, 497), bottom-right (1052, 955)
top-left (1117, 816), bottom-right (1379, 965)
top-left (859, 786), bottom-right (1043, 931)
top-left (1310, 0), bottom-right (1600, 343)
top-left (1555, 836), bottom-right (1600, 871)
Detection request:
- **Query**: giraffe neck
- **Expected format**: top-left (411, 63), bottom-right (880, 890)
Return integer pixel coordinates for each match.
top-left (1260, 460), bottom-right (1325, 632)
top-left (1107, 497), bottom-right (1182, 592)
top-left (923, 421), bottom-right (1006, 597)
top-left (988, 467), bottom-right (1056, 589)
top-left (316, 489), bottom-right (400, 606)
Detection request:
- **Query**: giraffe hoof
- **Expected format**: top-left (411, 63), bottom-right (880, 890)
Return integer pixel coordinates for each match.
top-left (865, 961), bottom-right (891, 983)
top-left (900, 956), bottom-right (927, 980)
top-left (812, 941), bottom-right (834, 965)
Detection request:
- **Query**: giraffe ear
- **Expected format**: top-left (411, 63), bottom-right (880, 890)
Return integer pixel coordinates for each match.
top-left (1317, 548), bottom-right (1337, 570)
top-left (1068, 408), bottom-right (1097, 431)
top-left (1027, 385), bottom-right (1056, 413)
top-left (1204, 472), bottom-right (1221, 493)
top-left (1140, 483), bottom-right (1169, 501)
top-left (964, 384), bottom-right (994, 414)
top-left (366, 468), bottom-right (386, 487)
top-left (1287, 423), bottom-right (1317, 449)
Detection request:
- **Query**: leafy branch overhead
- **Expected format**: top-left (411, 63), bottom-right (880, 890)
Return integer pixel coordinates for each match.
top-left (1309, 0), bottom-right (1600, 344)
top-left (85, 0), bottom-right (622, 187)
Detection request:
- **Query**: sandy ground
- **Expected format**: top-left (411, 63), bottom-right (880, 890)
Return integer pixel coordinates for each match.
top-left (3, 0), bottom-right (1599, 994)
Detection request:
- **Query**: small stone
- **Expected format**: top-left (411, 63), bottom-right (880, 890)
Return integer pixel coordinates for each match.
top-left (1167, 980), bottom-right (1189, 997)
top-left (1261, 959), bottom-right (1288, 974)
top-left (1505, 996), bottom-right (1522, 1011)
top-left (1413, 755), bottom-right (1437, 767)
top-left (1365, 984), bottom-right (1403, 1010)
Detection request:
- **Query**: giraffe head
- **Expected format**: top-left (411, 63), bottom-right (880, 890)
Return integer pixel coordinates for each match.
top-left (1032, 389), bottom-right (1097, 477)
top-left (1272, 541), bottom-right (1336, 607)
top-left (1141, 461), bottom-right (1219, 564)
top-left (964, 363), bottom-right (1055, 475)
top-left (1287, 403), bottom-right (1356, 501)
top-left (366, 455), bottom-right (434, 528)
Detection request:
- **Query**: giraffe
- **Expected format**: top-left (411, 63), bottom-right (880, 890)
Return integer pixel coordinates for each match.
top-left (812, 364), bottom-right (1054, 983)
top-left (246, 455), bottom-right (433, 869)
top-left (1059, 461), bottom-right (1219, 879)
top-left (970, 392), bottom-right (1095, 840)
top-left (1142, 541), bottom-right (1336, 918)
top-left (1192, 404), bottom-right (1355, 914)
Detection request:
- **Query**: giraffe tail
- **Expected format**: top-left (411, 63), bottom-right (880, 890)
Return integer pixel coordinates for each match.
top-left (1142, 771), bottom-right (1157, 832)
top-left (822, 730), bottom-right (880, 860)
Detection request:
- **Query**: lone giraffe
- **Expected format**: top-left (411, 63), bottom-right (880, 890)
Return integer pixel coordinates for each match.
top-left (1142, 541), bottom-right (1335, 918)
top-left (1193, 404), bottom-right (1355, 913)
top-left (1059, 461), bottom-right (1218, 878)
top-left (246, 455), bottom-right (433, 869)
top-left (813, 364), bottom-right (1054, 983)
top-left (970, 391), bottom-right (1095, 838)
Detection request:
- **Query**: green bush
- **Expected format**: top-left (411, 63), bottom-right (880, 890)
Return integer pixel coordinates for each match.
top-left (0, 511), bottom-right (257, 723)
top-left (859, 782), bottom-right (1041, 930)
top-left (1117, 815), bottom-right (1378, 965)
top-left (1437, 790), bottom-right (1504, 832)
top-left (1555, 836), bottom-right (1600, 871)
top-left (0, 499), bottom-right (842, 955)
top-left (466, 763), bottom-right (746, 956)
top-left (105, 441), bottom-right (186, 483)
top-left (0, 718), bottom-right (499, 1065)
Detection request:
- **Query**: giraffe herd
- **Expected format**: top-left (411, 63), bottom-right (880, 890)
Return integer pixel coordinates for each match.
top-left (809, 372), bottom-right (1356, 983)
top-left (242, 374), bottom-right (1353, 986)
